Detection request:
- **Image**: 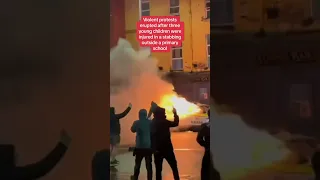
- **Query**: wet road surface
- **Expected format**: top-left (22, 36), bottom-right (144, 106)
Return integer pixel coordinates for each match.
top-left (111, 131), bottom-right (314, 180)
top-left (111, 132), bottom-right (203, 179)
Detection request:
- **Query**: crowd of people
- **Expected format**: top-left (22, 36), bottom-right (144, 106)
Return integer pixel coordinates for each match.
top-left (109, 101), bottom-right (221, 180)
top-left (3, 102), bottom-right (320, 180)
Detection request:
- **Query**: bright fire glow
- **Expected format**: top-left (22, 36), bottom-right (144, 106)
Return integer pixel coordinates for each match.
top-left (158, 94), bottom-right (201, 120)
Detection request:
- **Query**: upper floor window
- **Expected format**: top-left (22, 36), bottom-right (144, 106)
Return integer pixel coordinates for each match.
top-left (140, 0), bottom-right (150, 17)
top-left (171, 46), bottom-right (183, 70)
top-left (212, 0), bottom-right (234, 26)
top-left (170, 0), bottom-right (180, 16)
top-left (206, 34), bottom-right (210, 68)
top-left (205, 0), bottom-right (210, 18)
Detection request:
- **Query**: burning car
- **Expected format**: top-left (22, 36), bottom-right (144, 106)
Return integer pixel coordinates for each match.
top-left (170, 103), bottom-right (209, 132)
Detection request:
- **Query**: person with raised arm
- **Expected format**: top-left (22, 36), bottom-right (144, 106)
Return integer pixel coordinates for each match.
top-left (151, 105), bottom-right (180, 180)
top-left (0, 129), bottom-right (71, 180)
top-left (110, 103), bottom-right (132, 165)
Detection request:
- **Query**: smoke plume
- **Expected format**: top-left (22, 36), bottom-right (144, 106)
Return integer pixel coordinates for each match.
top-left (110, 39), bottom-right (174, 144)
top-left (210, 102), bottom-right (292, 179)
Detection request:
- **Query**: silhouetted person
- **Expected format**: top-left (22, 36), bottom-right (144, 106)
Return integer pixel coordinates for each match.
top-left (0, 129), bottom-right (71, 180)
top-left (130, 109), bottom-right (153, 180)
top-left (197, 110), bottom-right (220, 180)
top-left (92, 149), bottom-right (110, 180)
top-left (110, 103), bottom-right (132, 164)
top-left (148, 101), bottom-right (158, 119)
top-left (312, 151), bottom-right (320, 180)
top-left (151, 106), bottom-right (180, 180)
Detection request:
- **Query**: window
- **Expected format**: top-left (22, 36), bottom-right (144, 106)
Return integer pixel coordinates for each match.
top-left (312, 0), bottom-right (320, 20)
top-left (170, 0), bottom-right (180, 16)
top-left (140, 0), bottom-right (150, 17)
top-left (200, 88), bottom-right (208, 100)
top-left (290, 84), bottom-right (313, 119)
top-left (205, 0), bottom-right (210, 18)
top-left (211, 0), bottom-right (234, 25)
top-left (171, 46), bottom-right (183, 70)
top-left (206, 34), bottom-right (210, 68)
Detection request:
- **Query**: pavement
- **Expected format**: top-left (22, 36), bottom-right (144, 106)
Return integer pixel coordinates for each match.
top-left (111, 131), bottom-right (315, 180)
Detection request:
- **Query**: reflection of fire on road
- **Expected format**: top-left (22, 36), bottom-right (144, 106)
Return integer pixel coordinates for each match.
top-left (158, 94), bottom-right (201, 120)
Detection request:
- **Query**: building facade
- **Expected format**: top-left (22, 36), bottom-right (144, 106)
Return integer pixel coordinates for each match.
top-left (212, 32), bottom-right (320, 135)
top-left (124, 0), bottom-right (210, 72)
top-left (210, 0), bottom-right (320, 134)
top-left (231, 0), bottom-right (320, 32)
top-left (123, 0), bottom-right (211, 104)
top-left (110, 0), bottom-right (126, 48)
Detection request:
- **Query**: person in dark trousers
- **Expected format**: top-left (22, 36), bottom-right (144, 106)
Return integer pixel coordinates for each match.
top-left (197, 110), bottom-right (220, 180)
top-left (130, 109), bottom-right (153, 180)
top-left (110, 103), bottom-right (132, 164)
top-left (151, 106), bottom-right (180, 180)
top-left (0, 129), bottom-right (71, 180)
top-left (92, 149), bottom-right (110, 180)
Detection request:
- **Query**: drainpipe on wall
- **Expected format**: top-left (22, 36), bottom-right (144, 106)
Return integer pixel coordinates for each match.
top-left (188, 0), bottom-right (194, 72)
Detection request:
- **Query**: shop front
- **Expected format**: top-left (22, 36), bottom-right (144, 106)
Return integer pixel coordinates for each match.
top-left (168, 71), bottom-right (210, 105)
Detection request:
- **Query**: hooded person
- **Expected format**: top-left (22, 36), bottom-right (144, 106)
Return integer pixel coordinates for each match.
top-left (197, 109), bottom-right (220, 180)
top-left (151, 106), bottom-right (180, 180)
top-left (0, 129), bottom-right (71, 180)
top-left (110, 103), bottom-right (132, 164)
top-left (130, 109), bottom-right (153, 180)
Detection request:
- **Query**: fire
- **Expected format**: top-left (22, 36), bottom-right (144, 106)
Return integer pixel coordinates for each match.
top-left (158, 94), bottom-right (201, 120)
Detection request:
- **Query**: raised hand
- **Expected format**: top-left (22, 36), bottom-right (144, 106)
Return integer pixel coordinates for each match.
top-left (151, 101), bottom-right (158, 108)
top-left (172, 107), bottom-right (177, 114)
top-left (59, 129), bottom-right (72, 147)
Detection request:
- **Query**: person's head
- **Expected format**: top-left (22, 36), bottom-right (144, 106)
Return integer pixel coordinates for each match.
top-left (91, 149), bottom-right (110, 180)
top-left (153, 107), bottom-right (166, 119)
top-left (0, 144), bottom-right (15, 173)
top-left (110, 107), bottom-right (115, 114)
top-left (138, 109), bottom-right (147, 120)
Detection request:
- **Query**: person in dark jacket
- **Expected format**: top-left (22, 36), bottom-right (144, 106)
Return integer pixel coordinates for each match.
top-left (130, 109), bottom-right (153, 180)
top-left (197, 109), bottom-right (220, 180)
top-left (151, 106), bottom-right (180, 180)
top-left (92, 149), bottom-right (110, 180)
top-left (0, 129), bottom-right (71, 180)
top-left (304, 141), bottom-right (319, 180)
top-left (312, 150), bottom-right (320, 180)
top-left (110, 103), bottom-right (132, 164)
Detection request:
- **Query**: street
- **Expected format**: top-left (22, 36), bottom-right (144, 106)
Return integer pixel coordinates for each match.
top-left (111, 132), bottom-right (203, 180)
top-left (111, 131), bottom-right (315, 180)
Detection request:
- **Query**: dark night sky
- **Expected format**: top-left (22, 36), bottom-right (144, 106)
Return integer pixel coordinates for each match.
top-left (0, 0), bottom-right (110, 179)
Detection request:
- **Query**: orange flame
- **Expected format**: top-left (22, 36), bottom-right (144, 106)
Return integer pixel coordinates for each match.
top-left (158, 94), bottom-right (201, 120)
